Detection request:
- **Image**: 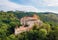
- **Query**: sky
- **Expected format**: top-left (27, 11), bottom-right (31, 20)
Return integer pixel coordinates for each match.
top-left (0, 0), bottom-right (58, 13)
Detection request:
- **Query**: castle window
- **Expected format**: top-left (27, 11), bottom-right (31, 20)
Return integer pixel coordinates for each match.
top-left (24, 24), bottom-right (29, 27)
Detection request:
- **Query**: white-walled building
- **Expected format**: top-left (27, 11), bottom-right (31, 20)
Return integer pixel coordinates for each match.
top-left (15, 14), bottom-right (43, 35)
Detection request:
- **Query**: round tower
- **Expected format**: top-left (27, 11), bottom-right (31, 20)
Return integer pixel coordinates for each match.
top-left (33, 14), bottom-right (40, 19)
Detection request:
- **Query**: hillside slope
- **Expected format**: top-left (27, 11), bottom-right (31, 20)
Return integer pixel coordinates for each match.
top-left (13, 11), bottom-right (58, 26)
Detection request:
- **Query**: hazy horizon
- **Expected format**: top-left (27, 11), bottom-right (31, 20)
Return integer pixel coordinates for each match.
top-left (0, 0), bottom-right (58, 13)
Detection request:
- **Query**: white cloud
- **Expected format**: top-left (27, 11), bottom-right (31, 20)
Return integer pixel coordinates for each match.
top-left (0, 0), bottom-right (58, 13)
top-left (0, 0), bottom-right (39, 12)
top-left (43, 0), bottom-right (58, 6)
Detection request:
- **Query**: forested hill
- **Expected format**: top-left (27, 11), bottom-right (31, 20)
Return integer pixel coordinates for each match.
top-left (5, 11), bottom-right (58, 27)
top-left (0, 11), bottom-right (58, 40)
top-left (13, 11), bottom-right (58, 26)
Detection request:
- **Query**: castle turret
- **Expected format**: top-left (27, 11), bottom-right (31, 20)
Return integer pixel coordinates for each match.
top-left (33, 14), bottom-right (40, 19)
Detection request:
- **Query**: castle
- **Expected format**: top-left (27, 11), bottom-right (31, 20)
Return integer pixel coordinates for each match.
top-left (15, 14), bottom-right (43, 35)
